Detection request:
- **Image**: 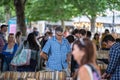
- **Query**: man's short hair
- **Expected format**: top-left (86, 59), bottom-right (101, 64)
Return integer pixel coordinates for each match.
top-left (55, 27), bottom-right (63, 33)
top-left (66, 35), bottom-right (75, 43)
top-left (105, 29), bottom-right (109, 32)
top-left (79, 29), bottom-right (86, 36)
top-left (86, 31), bottom-right (91, 38)
top-left (33, 27), bottom-right (37, 30)
top-left (0, 24), bottom-right (8, 29)
top-left (102, 34), bottom-right (115, 43)
top-left (72, 29), bottom-right (79, 35)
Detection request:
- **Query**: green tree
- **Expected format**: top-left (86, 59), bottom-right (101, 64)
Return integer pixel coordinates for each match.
top-left (0, 0), bottom-right (16, 25)
top-left (71, 0), bottom-right (107, 32)
top-left (0, 0), bottom-right (27, 35)
top-left (0, 0), bottom-right (12, 23)
top-left (106, 0), bottom-right (120, 10)
top-left (0, 7), bottom-right (5, 22)
top-left (26, 0), bottom-right (77, 30)
top-left (106, 0), bottom-right (120, 29)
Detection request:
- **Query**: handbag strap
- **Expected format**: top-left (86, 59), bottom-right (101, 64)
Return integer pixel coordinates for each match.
top-left (87, 64), bottom-right (101, 80)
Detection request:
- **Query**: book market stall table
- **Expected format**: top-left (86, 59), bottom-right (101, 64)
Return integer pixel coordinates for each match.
top-left (97, 50), bottom-right (109, 74)
top-left (0, 71), bottom-right (73, 80)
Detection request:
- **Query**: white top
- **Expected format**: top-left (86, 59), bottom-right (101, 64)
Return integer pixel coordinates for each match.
top-left (77, 65), bottom-right (93, 80)
top-left (6, 46), bottom-right (14, 54)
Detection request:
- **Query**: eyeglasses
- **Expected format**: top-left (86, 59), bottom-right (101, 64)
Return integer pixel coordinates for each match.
top-left (56, 31), bottom-right (63, 36)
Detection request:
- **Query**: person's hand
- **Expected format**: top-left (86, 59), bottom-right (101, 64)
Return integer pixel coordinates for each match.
top-left (102, 73), bottom-right (107, 79)
top-left (40, 52), bottom-right (48, 60)
top-left (67, 53), bottom-right (71, 63)
top-left (102, 73), bottom-right (110, 79)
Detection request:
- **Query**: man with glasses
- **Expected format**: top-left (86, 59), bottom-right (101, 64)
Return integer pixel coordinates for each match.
top-left (40, 27), bottom-right (71, 73)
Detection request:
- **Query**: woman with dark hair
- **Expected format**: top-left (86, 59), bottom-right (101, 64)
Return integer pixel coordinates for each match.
top-left (72, 38), bottom-right (101, 80)
top-left (24, 33), bottom-right (39, 51)
top-left (15, 31), bottom-right (22, 46)
top-left (92, 33), bottom-right (100, 50)
top-left (16, 33), bottom-right (40, 71)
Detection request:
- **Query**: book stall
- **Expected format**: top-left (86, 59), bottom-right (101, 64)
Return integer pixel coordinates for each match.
top-left (0, 71), bottom-right (73, 80)
top-left (0, 50), bottom-right (109, 80)
top-left (97, 50), bottom-right (109, 59)
top-left (97, 50), bottom-right (109, 74)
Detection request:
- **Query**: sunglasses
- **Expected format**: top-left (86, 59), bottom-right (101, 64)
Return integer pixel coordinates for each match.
top-left (56, 31), bottom-right (63, 36)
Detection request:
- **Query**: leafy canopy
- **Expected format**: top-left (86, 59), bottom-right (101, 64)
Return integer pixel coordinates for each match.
top-left (26, 0), bottom-right (77, 21)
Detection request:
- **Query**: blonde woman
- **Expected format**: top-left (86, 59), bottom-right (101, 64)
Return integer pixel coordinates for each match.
top-left (2, 33), bottom-right (18, 71)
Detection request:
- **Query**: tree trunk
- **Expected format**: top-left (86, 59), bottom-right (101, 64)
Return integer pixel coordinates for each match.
top-left (90, 17), bottom-right (96, 32)
top-left (61, 20), bottom-right (65, 32)
top-left (14, 0), bottom-right (26, 36)
top-left (4, 5), bottom-right (11, 24)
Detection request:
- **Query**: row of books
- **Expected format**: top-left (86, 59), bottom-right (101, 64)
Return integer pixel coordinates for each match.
top-left (98, 63), bottom-right (107, 70)
top-left (97, 50), bottom-right (109, 59)
top-left (97, 60), bottom-right (108, 74)
top-left (0, 71), bottom-right (73, 80)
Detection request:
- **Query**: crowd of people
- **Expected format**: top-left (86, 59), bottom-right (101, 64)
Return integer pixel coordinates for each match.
top-left (0, 24), bottom-right (120, 80)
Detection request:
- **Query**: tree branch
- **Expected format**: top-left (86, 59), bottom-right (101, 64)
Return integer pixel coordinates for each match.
top-left (86, 15), bottom-right (91, 20)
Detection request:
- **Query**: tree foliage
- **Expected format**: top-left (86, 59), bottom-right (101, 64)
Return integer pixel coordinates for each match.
top-left (0, 0), bottom-right (16, 23)
top-left (26, 0), bottom-right (77, 22)
top-left (0, 0), bottom-right (120, 33)
top-left (26, 0), bottom-right (110, 32)
top-left (0, 0), bottom-right (11, 6)
top-left (70, 0), bottom-right (108, 32)
top-left (0, 7), bottom-right (5, 22)
top-left (106, 0), bottom-right (120, 10)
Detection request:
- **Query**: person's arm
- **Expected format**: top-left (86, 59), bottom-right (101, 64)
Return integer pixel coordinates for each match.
top-left (106, 49), bottom-right (120, 74)
top-left (40, 39), bottom-right (51, 60)
top-left (40, 51), bottom-right (48, 60)
top-left (102, 73), bottom-right (110, 79)
top-left (102, 48), bottom-right (120, 79)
